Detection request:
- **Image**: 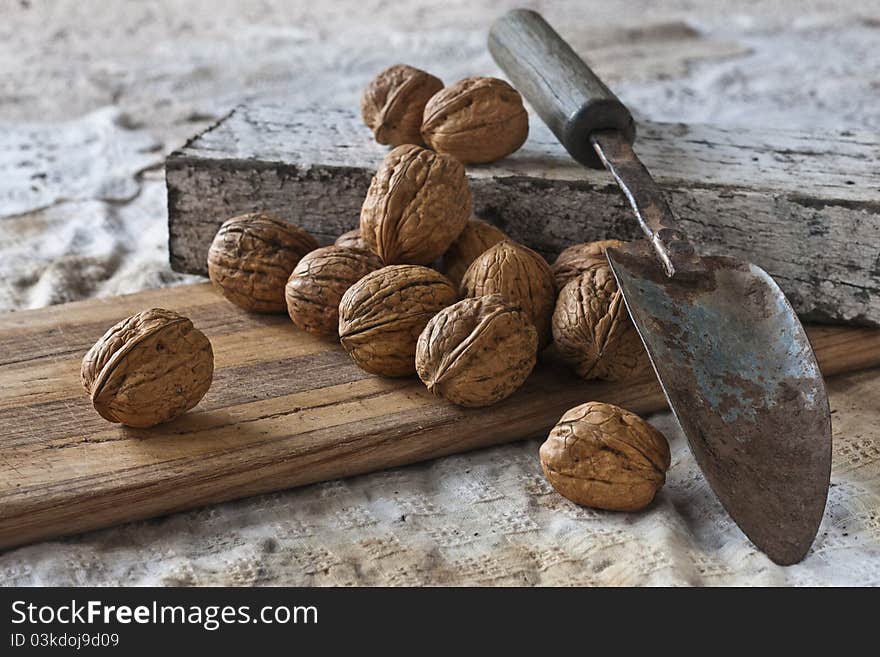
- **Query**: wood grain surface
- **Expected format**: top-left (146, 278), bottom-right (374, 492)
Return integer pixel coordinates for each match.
top-left (2, 282), bottom-right (879, 551)
top-left (166, 105), bottom-right (880, 325)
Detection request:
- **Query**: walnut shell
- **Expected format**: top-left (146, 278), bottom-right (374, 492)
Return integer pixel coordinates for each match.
top-left (460, 240), bottom-right (555, 348)
top-left (421, 77), bottom-right (529, 164)
top-left (361, 64), bottom-right (444, 147)
top-left (416, 294), bottom-right (538, 407)
top-left (442, 218), bottom-right (508, 286)
top-left (551, 239), bottom-right (626, 290)
top-left (207, 212), bottom-right (319, 313)
top-left (335, 229), bottom-right (370, 251)
top-left (81, 308), bottom-right (214, 428)
top-left (360, 144), bottom-right (471, 265)
top-left (338, 265), bottom-right (457, 377)
top-left (552, 266), bottom-right (649, 381)
top-left (285, 245), bottom-right (383, 337)
top-left (540, 401), bottom-right (670, 511)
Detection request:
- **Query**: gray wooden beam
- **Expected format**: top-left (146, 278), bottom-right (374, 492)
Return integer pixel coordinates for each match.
top-left (166, 104), bottom-right (880, 325)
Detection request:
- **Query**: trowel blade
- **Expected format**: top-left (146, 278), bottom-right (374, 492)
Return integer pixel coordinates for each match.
top-left (606, 241), bottom-right (831, 565)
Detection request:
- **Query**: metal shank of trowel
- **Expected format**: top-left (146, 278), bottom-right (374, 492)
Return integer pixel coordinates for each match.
top-left (590, 131), bottom-right (698, 278)
top-left (487, 8), bottom-right (696, 277)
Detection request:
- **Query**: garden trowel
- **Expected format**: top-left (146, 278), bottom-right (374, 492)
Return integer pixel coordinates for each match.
top-left (489, 9), bottom-right (832, 565)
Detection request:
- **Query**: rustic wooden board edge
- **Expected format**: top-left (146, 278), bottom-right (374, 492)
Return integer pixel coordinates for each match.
top-left (165, 105), bottom-right (880, 326)
top-left (0, 377), bottom-right (667, 551)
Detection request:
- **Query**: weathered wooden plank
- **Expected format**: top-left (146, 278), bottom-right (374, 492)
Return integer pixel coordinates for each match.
top-left (1, 282), bottom-right (879, 549)
top-left (166, 105), bottom-right (880, 326)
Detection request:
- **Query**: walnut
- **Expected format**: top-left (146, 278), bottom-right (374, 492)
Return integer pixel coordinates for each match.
top-left (552, 266), bottom-right (649, 381)
top-left (361, 64), bottom-right (444, 147)
top-left (335, 229), bottom-right (370, 251)
top-left (460, 240), bottom-right (555, 348)
top-left (421, 77), bottom-right (529, 164)
top-left (338, 265), bottom-right (457, 377)
top-left (207, 212), bottom-right (319, 313)
top-left (360, 144), bottom-right (471, 265)
top-left (285, 245), bottom-right (383, 337)
top-left (551, 239), bottom-right (626, 290)
top-left (416, 294), bottom-right (538, 407)
top-left (539, 401), bottom-right (670, 511)
top-left (81, 308), bottom-right (214, 428)
top-left (442, 218), bottom-right (508, 286)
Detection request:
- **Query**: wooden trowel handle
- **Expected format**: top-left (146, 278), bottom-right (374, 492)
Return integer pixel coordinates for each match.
top-left (488, 9), bottom-right (636, 169)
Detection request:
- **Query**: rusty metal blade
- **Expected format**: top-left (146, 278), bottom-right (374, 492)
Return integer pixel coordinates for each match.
top-left (606, 241), bottom-right (832, 565)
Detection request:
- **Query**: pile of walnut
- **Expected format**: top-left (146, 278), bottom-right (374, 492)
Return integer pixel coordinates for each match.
top-left (80, 63), bottom-right (671, 513)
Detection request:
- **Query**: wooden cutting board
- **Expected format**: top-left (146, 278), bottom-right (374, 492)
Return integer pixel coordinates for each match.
top-left (2, 282), bottom-right (879, 551)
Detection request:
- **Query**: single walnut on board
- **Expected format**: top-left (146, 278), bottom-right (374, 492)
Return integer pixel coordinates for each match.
top-left (285, 245), bottom-right (383, 337)
top-left (551, 239), bottom-right (626, 290)
top-left (460, 240), bottom-right (555, 348)
top-left (540, 401), bottom-right (670, 511)
top-left (338, 265), bottom-right (457, 377)
top-left (552, 266), bottom-right (648, 381)
top-left (81, 308), bottom-right (214, 428)
top-left (415, 294), bottom-right (538, 407)
top-left (442, 218), bottom-right (508, 286)
top-left (361, 64), bottom-right (444, 147)
top-left (421, 77), bottom-right (529, 164)
top-left (360, 144), bottom-right (471, 265)
top-left (207, 212), bottom-right (318, 313)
